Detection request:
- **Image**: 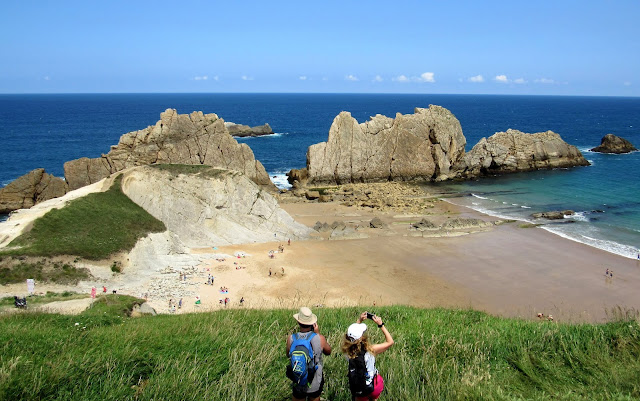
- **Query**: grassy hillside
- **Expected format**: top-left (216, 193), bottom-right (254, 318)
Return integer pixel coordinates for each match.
top-left (1, 304), bottom-right (638, 400)
top-left (1, 175), bottom-right (166, 260)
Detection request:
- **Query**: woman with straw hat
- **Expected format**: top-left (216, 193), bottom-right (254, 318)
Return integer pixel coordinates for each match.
top-left (286, 306), bottom-right (332, 401)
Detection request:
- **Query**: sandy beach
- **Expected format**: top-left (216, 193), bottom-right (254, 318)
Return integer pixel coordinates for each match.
top-left (2, 184), bottom-right (639, 323)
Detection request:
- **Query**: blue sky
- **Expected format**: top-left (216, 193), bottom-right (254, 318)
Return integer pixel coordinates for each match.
top-left (1, 1), bottom-right (638, 96)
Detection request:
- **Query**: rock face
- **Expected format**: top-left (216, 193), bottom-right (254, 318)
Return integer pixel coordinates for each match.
top-left (305, 106), bottom-right (466, 185)
top-left (120, 165), bottom-right (312, 247)
top-left (0, 169), bottom-right (68, 213)
top-left (64, 109), bottom-right (274, 191)
top-left (454, 129), bottom-right (589, 178)
top-left (225, 122), bottom-right (274, 137)
top-left (590, 134), bottom-right (637, 154)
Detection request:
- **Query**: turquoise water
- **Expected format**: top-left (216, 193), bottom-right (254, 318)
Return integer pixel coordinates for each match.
top-left (0, 94), bottom-right (638, 257)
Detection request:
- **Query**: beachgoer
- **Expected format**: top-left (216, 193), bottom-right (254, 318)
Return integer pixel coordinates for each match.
top-left (605, 268), bottom-right (610, 277)
top-left (288, 238), bottom-right (291, 246)
top-left (269, 268), bottom-right (272, 277)
top-left (240, 297), bottom-right (244, 305)
top-left (178, 298), bottom-right (183, 309)
top-left (102, 286), bottom-right (107, 293)
top-left (91, 287), bottom-right (96, 299)
top-left (286, 307), bottom-right (332, 401)
top-left (112, 290), bottom-right (117, 294)
top-left (282, 267), bottom-right (285, 275)
top-left (342, 312), bottom-right (394, 401)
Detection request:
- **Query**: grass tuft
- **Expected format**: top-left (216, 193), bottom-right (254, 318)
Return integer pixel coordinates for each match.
top-left (1, 176), bottom-right (166, 260)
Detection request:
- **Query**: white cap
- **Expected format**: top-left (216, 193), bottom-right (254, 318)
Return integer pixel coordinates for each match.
top-left (347, 323), bottom-right (367, 341)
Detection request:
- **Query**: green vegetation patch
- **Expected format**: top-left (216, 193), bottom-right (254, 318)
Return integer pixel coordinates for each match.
top-left (0, 260), bottom-right (90, 285)
top-left (2, 176), bottom-right (166, 260)
top-left (152, 164), bottom-right (230, 179)
top-left (0, 291), bottom-right (88, 308)
top-left (0, 306), bottom-right (638, 400)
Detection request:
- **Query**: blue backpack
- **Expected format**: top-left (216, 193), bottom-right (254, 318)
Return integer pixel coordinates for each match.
top-left (287, 332), bottom-right (317, 387)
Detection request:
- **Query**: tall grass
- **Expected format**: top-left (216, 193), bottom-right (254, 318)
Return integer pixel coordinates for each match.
top-left (2, 176), bottom-right (165, 260)
top-left (0, 306), bottom-right (638, 400)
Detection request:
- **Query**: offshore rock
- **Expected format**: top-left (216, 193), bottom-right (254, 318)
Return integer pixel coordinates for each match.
top-left (531, 210), bottom-right (575, 220)
top-left (225, 122), bottom-right (274, 137)
top-left (454, 129), bottom-right (589, 178)
top-left (64, 109), bottom-right (274, 191)
top-left (0, 168), bottom-right (68, 213)
top-left (120, 165), bottom-right (311, 247)
top-left (590, 134), bottom-right (637, 154)
top-left (305, 105), bottom-right (466, 185)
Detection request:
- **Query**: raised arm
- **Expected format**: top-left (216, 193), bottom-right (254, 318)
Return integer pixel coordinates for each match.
top-left (370, 315), bottom-right (394, 355)
top-left (314, 323), bottom-right (332, 355)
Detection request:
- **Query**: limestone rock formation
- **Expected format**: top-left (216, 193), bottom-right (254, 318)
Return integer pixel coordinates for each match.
top-left (120, 165), bottom-right (311, 247)
top-left (590, 134), bottom-right (637, 154)
top-left (305, 105), bottom-right (466, 185)
top-left (0, 169), bottom-right (68, 213)
top-left (454, 129), bottom-right (589, 178)
top-left (531, 210), bottom-right (575, 220)
top-left (64, 109), bottom-right (274, 191)
top-left (225, 122), bottom-right (274, 137)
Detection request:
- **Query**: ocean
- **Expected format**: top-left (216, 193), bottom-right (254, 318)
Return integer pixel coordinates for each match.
top-left (1, 93), bottom-right (639, 258)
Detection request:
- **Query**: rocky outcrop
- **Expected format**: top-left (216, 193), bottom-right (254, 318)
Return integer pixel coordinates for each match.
top-left (120, 165), bottom-right (311, 247)
top-left (531, 210), bottom-right (575, 220)
top-left (64, 109), bottom-right (274, 191)
top-left (225, 122), bottom-right (274, 137)
top-left (305, 106), bottom-right (466, 185)
top-left (0, 169), bottom-right (68, 213)
top-left (454, 129), bottom-right (589, 178)
top-left (590, 134), bottom-right (637, 154)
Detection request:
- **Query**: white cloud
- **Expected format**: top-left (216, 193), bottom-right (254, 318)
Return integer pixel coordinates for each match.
top-left (392, 72), bottom-right (435, 83)
top-left (534, 78), bottom-right (555, 84)
top-left (194, 75), bottom-right (208, 81)
top-left (345, 74), bottom-right (359, 81)
top-left (213, 76), bottom-right (219, 81)
top-left (299, 76), bottom-right (307, 81)
top-left (494, 75), bottom-right (509, 83)
top-left (468, 74), bottom-right (484, 83)
top-left (241, 75), bottom-right (254, 81)
top-left (373, 75), bottom-right (384, 82)
top-left (43, 76), bottom-right (51, 81)
top-left (623, 81), bottom-right (631, 86)
top-left (513, 78), bottom-right (527, 84)
top-left (418, 72), bottom-right (435, 83)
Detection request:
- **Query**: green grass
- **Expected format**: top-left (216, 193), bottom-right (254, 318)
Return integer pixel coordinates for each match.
top-left (1, 176), bottom-right (166, 260)
top-left (0, 291), bottom-right (88, 307)
top-left (0, 306), bottom-right (638, 400)
top-left (0, 260), bottom-right (90, 285)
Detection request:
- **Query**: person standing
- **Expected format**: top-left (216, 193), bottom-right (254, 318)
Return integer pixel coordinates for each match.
top-left (286, 307), bottom-right (332, 401)
top-left (90, 286), bottom-right (96, 299)
top-left (342, 312), bottom-right (394, 400)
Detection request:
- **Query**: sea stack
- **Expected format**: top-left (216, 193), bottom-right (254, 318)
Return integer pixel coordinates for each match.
top-left (304, 105), bottom-right (466, 185)
top-left (590, 134), bottom-right (637, 154)
top-left (453, 129), bottom-right (590, 179)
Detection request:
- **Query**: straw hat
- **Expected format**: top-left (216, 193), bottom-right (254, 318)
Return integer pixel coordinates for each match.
top-left (293, 307), bottom-right (317, 325)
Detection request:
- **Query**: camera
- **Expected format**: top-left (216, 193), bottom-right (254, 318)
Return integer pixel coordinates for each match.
top-left (366, 312), bottom-right (375, 320)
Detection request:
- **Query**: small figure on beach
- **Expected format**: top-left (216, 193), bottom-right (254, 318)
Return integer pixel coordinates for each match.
top-left (169, 298), bottom-right (173, 308)
top-left (178, 298), bottom-right (182, 309)
top-left (282, 267), bottom-right (285, 275)
top-left (112, 290), bottom-right (117, 294)
top-left (240, 297), bottom-right (244, 305)
top-left (605, 268), bottom-right (610, 277)
top-left (288, 238), bottom-right (291, 246)
top-left (279, 244), bottom-right (284, 253)
top-left (195, 296), bottom-right (201, 306)
top-left (91, 287), bottom-right (96, 299)
top-left (102, 286), bottom-right (107, 293)
top-left (269, 267), bottom-right (272, 277)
